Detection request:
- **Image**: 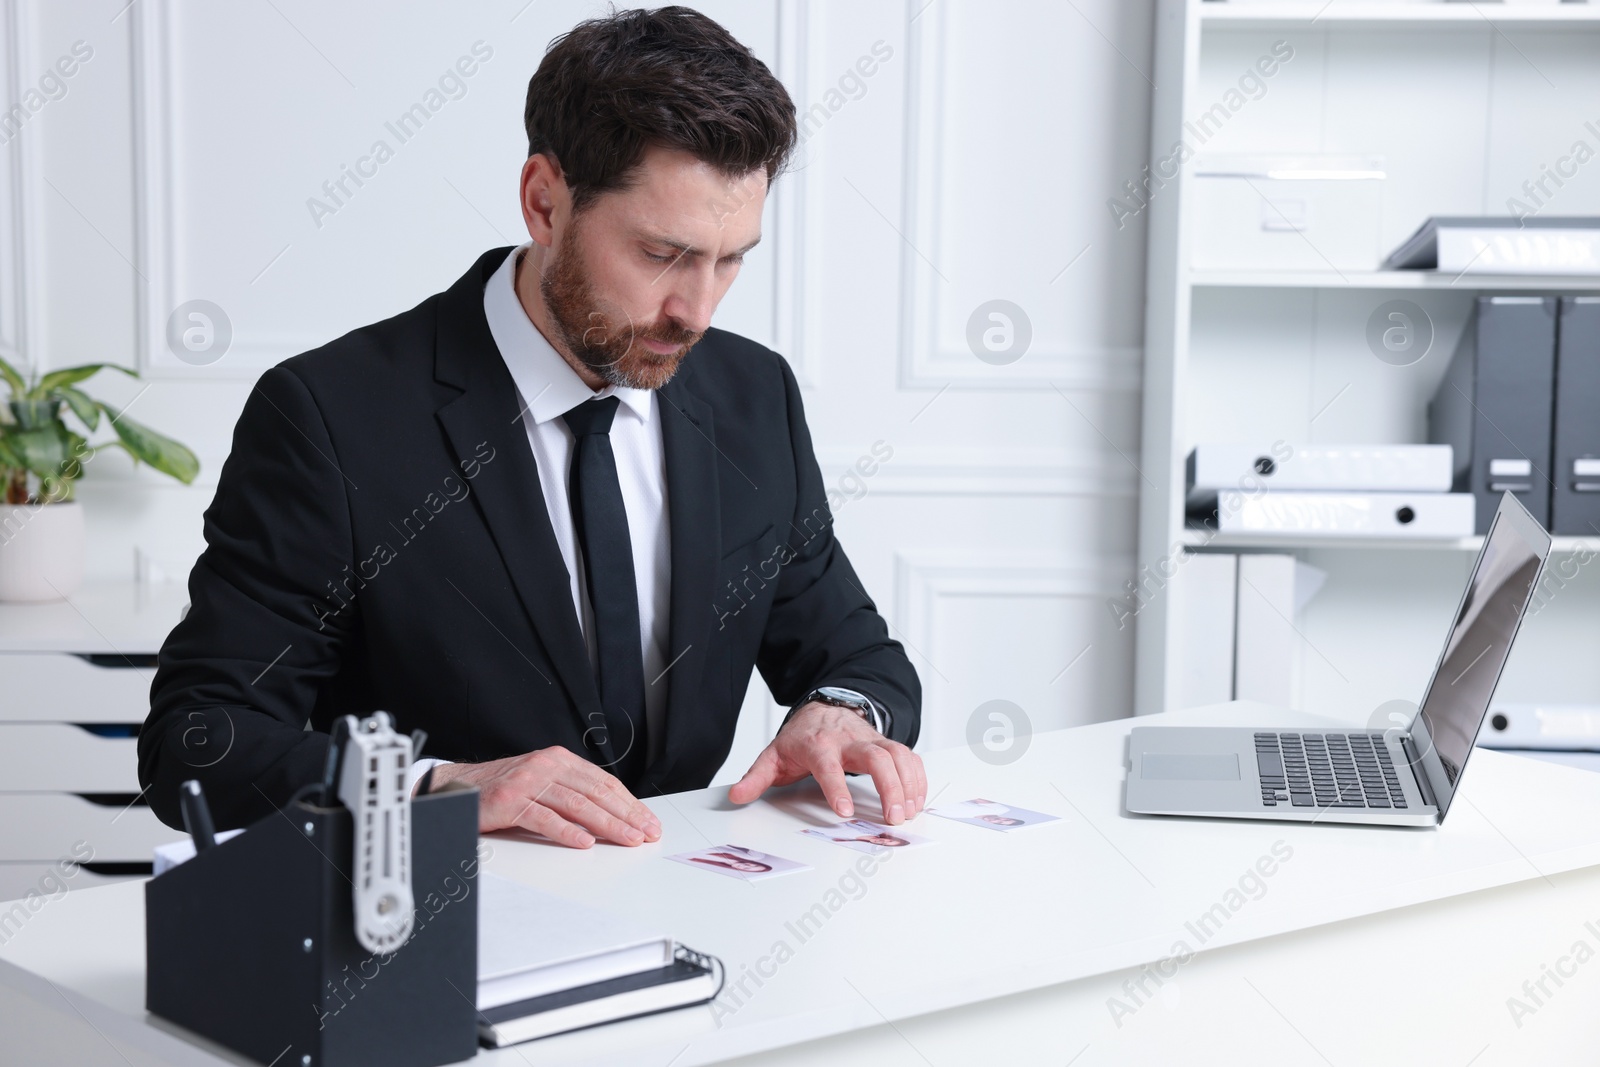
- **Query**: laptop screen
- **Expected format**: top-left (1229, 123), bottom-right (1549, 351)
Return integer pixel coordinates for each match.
top-left (1415, 494), bottom-right (1550, 817)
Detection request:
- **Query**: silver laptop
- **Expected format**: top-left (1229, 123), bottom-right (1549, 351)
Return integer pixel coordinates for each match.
top-left (1126, 492), bottom-right (1552, 827)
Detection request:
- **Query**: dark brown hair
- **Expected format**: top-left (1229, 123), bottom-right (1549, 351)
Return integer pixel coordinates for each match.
top-left (524, 5), bottom-right (797, 214)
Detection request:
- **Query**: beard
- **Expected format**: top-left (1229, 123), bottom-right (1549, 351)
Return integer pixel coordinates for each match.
top-left (539, 219), bottom-right (703, 391)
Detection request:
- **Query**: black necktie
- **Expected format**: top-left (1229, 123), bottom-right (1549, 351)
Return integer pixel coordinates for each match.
top-left (561, 396), bottom-right (647, 784)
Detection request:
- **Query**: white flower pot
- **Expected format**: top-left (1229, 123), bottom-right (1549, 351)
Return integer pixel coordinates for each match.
top-left (0, 501), bottom-right (86, 602)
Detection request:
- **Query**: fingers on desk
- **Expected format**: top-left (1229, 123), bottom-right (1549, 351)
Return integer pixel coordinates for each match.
top-left (844, 740), bottom-right (925, 823)
top-left (576, 769), bottom-right (662, 840)
top-left (810, 754), bottom-right (855, 819)
top-left (512, 789), bottom-right (598, 849)
top-left (729, 748), bottom-right (780, 804)
top-left (538, 782), bottom-right (653, 847)
top-left (492, 754), bottom-right (660, 849)
top-left (889, 743), bottom-right (926, 817)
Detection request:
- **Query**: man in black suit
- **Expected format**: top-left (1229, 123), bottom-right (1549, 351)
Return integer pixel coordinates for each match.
top-left (138, 6), bottom-right (923, 849)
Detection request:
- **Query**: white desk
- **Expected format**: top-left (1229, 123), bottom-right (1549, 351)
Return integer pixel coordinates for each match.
top-left (4, 702), bottom-right (1599, 1066)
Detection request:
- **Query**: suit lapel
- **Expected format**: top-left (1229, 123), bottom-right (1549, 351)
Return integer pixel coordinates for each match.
top-left (643, 373), bottom-right (721, 791)
top-left (433, 250), bottom-right (608, 754)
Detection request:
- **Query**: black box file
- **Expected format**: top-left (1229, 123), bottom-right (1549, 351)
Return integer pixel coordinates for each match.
top-left (1428, 296), bottom-right (1558, 534)
top-left (145, 787), bottom-right (480, 1067)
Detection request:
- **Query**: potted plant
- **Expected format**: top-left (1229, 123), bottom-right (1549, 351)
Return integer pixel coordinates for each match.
top-left (0, 356), bottom-right (198, 602)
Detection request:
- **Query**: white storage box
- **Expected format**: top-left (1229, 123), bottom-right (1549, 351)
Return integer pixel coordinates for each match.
top-left (1191, 155), bottom-right (1386, 272)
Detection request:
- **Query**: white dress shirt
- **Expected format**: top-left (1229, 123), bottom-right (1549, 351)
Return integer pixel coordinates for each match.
top-left (489, 242), bottom-right (674, 759)
top-left (408, 243), bottom-right (672, 791)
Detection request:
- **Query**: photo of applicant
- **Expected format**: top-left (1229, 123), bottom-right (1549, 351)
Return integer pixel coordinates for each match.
top-left (800, 818), bottom-right (936, 853)
top-left (669, 844), bottom-right (809, 882)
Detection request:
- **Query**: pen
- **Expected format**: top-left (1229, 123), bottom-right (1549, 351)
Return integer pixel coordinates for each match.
top-left (179, 779), bottom-right (217, 852)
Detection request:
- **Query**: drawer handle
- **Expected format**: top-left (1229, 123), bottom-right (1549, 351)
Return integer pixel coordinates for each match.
top-left (72, 654), bottom-right (160, 669)
top-left (76, 793), bottom-right (150, 808)
top-left (78, 862), bottom-right (154, 876)
top-left (73, 724), bottom-right (141, 739)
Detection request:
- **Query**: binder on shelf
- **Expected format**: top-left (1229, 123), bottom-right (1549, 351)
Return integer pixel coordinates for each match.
top-left (1478, 703), bottom-right (1600, 775)
top-left (1169, 553), bottom-right (1326, 710)
top-left (1170, 552), bottom-right (1238, 710)
top-left (1553, 296), bottom-right (1600, 537)
top-left (1233, 555), bottom-right (1325, 708)
top-left (1384, 216), bottom-right (1600, 275)
top-left (1216, 491), bottom-right (1475, 539)
top-left (1186, 444), bottom-right (1452, 510)
top-left (145, 787), bottom-right (481, 1067)
top-left (1478, 702), bottom-right (1600, 752)
top-left (1428, 295), bottom-right (1558, 534)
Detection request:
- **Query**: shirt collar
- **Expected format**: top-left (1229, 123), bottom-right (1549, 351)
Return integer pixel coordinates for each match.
top-left (482, 243), bottom-right (653, 426)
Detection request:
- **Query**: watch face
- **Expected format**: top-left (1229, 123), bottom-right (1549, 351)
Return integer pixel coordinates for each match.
top-left (816, 687), bottom-right (867, 707)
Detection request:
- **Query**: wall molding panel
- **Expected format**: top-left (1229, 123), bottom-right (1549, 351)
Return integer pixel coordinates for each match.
top-left (770, 0), bottom-right (821, 389)
top-left (896, 1), bottom-right (1144, 394)
top-left (130, 0), bottom-right (330, 377)
top-left (892, 549), bottom-right (1134, 745)
top-left (0, 0), bottom-right (44, 373)
top-left (813, 447), bottom-right (1140, 498)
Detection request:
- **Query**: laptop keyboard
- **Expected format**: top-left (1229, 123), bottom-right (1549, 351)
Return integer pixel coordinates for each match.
top-left (1253, 732), bottom-right (1409, 810)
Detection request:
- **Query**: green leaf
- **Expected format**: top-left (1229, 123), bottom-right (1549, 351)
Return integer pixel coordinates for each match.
top-left (101, 404), bottom-right (199, 485)
top-left (31, 363), bottom-right (136, 398)
top-left (0, 354), bottom-right (25, 397)
top-left (36, 443), bottom-right (84, 503)
top-left (0, 434), bottom-right (22, 469)
top-left (7, 425), bottom-right (73, 478)
top-left (54, 386), bottom-right (101, 431)
top-left (7, 397), bottom-right (59, 431)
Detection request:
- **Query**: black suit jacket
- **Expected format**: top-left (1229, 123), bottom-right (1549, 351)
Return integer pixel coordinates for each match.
top-left (138, 247), bottom-right (919, 831)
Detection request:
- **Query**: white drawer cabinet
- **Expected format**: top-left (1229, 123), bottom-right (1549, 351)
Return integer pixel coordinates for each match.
top-left (0, 861), bottom-right (146, 904)
top-left (0, 653), bottom-right (156, 723)
top-left (0, 724), bottom-right (142, 793)
top-left (0, 582), bottom-right (189, 886)
top-left (0, 794), bottom-right (182, 863)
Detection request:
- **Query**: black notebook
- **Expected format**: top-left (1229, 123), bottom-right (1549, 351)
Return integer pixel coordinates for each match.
top-left (478, 949), bottom-right (720, 1047)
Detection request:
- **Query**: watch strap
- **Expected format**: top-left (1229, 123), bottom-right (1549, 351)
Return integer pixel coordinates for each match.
top-left (785, 687), bottom-right (889, 736)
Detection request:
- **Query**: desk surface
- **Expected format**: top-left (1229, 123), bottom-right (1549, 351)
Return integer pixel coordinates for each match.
top-left (4, 702), bottom-right (1600, 1066)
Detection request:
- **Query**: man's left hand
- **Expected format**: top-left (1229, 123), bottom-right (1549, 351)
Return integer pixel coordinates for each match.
top-left (727, 702), bottom-right (926, 824)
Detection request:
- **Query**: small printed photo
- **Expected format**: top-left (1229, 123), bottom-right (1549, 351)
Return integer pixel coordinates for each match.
top-left (798, 818), bottom-right (937, 854)
top-left (927, 797), bottom-right (1060, 832)
top-left (667, 844), bottom-right (811, 882)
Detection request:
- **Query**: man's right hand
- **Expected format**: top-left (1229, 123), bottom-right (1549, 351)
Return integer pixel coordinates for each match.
top-left (427, 746), bottom-right (662, 849)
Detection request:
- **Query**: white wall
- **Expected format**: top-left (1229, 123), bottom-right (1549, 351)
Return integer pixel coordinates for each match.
top-left (2, 0), bottom-right (1155, 776)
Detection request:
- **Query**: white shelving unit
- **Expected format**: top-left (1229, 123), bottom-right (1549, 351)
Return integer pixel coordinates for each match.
top-left (1182, 532), bottom-right (1597, 553)
top-left (1135, 0), bottom-right (1600, 719)
top-left (1199, 3), bottom-right (1600, 27)
top-left (1191, 270), bottom-right (1600, 291)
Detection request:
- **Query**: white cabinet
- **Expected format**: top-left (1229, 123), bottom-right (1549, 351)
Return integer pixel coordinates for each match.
top-left (0, 582), bottom-right (190, 900)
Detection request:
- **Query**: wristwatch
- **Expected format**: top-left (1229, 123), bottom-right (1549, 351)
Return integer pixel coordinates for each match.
top-left (787, 686), bottom-right (889, 736)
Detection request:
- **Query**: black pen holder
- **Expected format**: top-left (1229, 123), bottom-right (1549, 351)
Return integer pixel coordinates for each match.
top-left (146, 788), bottom-right (481, 1067)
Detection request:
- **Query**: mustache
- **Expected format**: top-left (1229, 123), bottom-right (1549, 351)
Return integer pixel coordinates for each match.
top-left (579, 314), bottom-right (698, 352)
top-left (635, 321), bottom-right (700, 347)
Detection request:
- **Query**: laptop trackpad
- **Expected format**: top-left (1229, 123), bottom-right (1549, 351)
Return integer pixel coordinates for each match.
top-left (1142, 753), bottom-right (1240, 781)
